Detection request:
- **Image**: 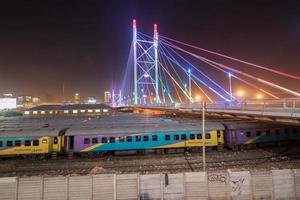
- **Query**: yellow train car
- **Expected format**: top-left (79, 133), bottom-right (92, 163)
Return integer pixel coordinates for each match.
top-left (0, 134), bottom-right (65, 157)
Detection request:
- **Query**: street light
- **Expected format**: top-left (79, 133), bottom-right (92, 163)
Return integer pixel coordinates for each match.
top-left (256, 94), bottom-right (263, 100)
top-left (202, 100), bottom-right (206, 171)
top-left (195, 95), bottom-right (202, 102)
top-left (236, 90), bottom-right (245, 98)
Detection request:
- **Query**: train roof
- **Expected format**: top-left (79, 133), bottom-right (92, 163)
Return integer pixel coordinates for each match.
top-left (0, 113), bottom-right (225, 138)
top-left (222, 121), bottom-right (286, 130)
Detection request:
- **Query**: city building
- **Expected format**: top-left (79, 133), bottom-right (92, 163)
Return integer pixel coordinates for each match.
top-left (74, 93), bottom-right (81, 104)
top-left (24, 104), bottom-right (112, 116)
top-left (0, 94), bottom-right (17, 110)
top-left (84, 97), bottom-right (97, 104)
top-left (17, 95), bottom-right (32, 105)
top-left (32, 97), bottom-right (41, 104)
top-left (104, 91), bottom-right (111, 104)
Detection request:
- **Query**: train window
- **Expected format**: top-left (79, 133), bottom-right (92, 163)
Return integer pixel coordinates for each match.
top-left (190, 134), bottom-right (195, 140)
top-left (165, 135), bottom-right (170, 141)
top-left (109, 137), bottom-right (115, 143)
top-left (181, 134), bottom-right (186, 140)
top-left (15, 140), bottom-right (21, 146)
top-left (284, 128), bottom-right (289, 135)
top-left (92, 138), bottom-right (98, 144)
top-left (33, 140), bottom-right (39, 146)
top-left (266, 130), bottom-right (271, 136)
top-left (126, 136), bottom-right (132, 142)
top-left (293, 128), bottom-right (298, 134)
top-left (152, 135), bottom-right (158, 141)
top-left (174, 134), bottom-right (179, 140)
top-left (275, 129), bottom-right (280, 135)
top-left (143, 136), bottom-right (149, 141)
top-left (205, 134), bottom-right (211, 139)
top-left (84, 138), bottom-right (90, 144)
top-left (246, 132), bottom-right (251, 137)
top-left (136, 135), bottom-right (141, 142)
top-left (217, 131), bottom-right (221, 138)
top-left (54, 137), bottom-right (58, 144)
top-left (25, 140), bottom-right (31, 146)
top-left (119, 137), bottom-right (125, 142)
top-left (256, 131), bottom-right (261, 136)
top-left (101, 137), bottom-right (108, 143)
top-left (7, 141), bottom-right (13, 147)
top-left (0, 141), bottom-right (2, 147)
top-left (196, 134), bottom-right (201, 139)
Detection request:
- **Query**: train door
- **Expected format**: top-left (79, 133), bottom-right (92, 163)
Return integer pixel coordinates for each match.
top-left (68, 136), bottom-right (74, 151)
top-left (52, 136), bottom-right (60, 152)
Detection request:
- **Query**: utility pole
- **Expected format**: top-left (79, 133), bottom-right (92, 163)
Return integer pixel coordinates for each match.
top-left (202, 101), bottom-right (206, 171)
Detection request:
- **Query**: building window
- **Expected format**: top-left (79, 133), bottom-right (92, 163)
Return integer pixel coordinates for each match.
top-left (266, 130), bottom-right (271, 136)
top-left (80, 110), bottom-right (86, 113)
top-left (174, 134), bottom-right (179, 140)
top-left (25, 140), bottom-right (31, 146)
top-left (7, 141), bottom-right (13, 147)
top-left (72, 110), bottom-right (78, 114)
top-left (15, 140), bottom-right (21, 146)
top-left (41, 111), bottom-right (45, 114)
top-left (24, 111), bottom-right (30, 115)
top-left (276, 129), bottom-right (280, 135)
top-left (152, 135), bottom-right (158, 141)
top-left (0, 141), bottom-right (2, 147)
top-left (88, 109), bottom-right (93, 113)
top-left (206, 134), bottom-right (211, 139)
top-left (103, 109), bottom-right (109, 113)
top-left (101, 137), bottom-right (107, 143)
top-left (84, 138), bottom-right (90, 144)
top-left (143, 135), bottom-right (149, 141)
top-left (49, 111), bottom-right (53, 114)
top-left (33, 111), bottom-right (38, 115)
top-left (246, 132), bottom-right (251, 137)
top-left (63, 110), bottom-right (69, 114)
top-left (165, 135), bottom-right (170, 141)
top-left (109, 137), bottom-right (115, 143)
top-left (33, 140), bottom-right (39, 146)
top-left (181, 134), bottom-right (186, 140)
top-left (126, 136), bottom-right (132, 142)
top-left (95, 109), bottom-right (101, 113)
top-left (190, 134), bottom-right (195, 140)
top-left (196, 134), bottom-right (201, 139)
top-left (92, 138), bottom-right (98, 144)
top-left (136, 135), bottom-right (141, 142)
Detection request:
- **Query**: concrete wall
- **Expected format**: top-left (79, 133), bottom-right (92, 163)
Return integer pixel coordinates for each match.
top-left (0, 169), bottom-right (299, 200)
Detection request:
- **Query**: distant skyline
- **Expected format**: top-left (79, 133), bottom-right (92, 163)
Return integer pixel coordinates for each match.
top-left (0, 0), bottom-right (299, 102)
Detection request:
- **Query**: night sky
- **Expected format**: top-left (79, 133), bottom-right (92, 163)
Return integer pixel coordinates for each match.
top-left (0, 0), bottom-right (299, 102)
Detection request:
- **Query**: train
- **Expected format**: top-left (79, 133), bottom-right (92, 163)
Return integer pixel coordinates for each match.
top-left (0, 113), bottom-right (299, 158)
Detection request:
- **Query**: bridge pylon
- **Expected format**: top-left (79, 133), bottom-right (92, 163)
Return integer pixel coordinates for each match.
top-left (133, 19), bottom-right (160, 105)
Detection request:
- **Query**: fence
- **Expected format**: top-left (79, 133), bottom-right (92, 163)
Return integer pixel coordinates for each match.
top-left (0, 169), bottom-right (300, 200)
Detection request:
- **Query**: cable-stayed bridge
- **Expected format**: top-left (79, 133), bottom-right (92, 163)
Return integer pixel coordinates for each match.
top-left (116, 20), bottom-right (300, 124)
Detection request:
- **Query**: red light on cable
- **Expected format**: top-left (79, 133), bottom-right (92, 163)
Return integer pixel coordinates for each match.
top-left (133, 19), bottom-right (137, 28)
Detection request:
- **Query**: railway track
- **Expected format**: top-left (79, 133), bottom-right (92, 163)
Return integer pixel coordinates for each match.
top-left (0, 150), bottom-right (299, 176)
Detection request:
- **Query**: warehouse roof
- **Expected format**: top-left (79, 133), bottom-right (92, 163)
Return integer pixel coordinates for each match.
top-left (28, 104), bottom-right (111, 111)
top-left (0, 113), bottom-right (224, 137)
